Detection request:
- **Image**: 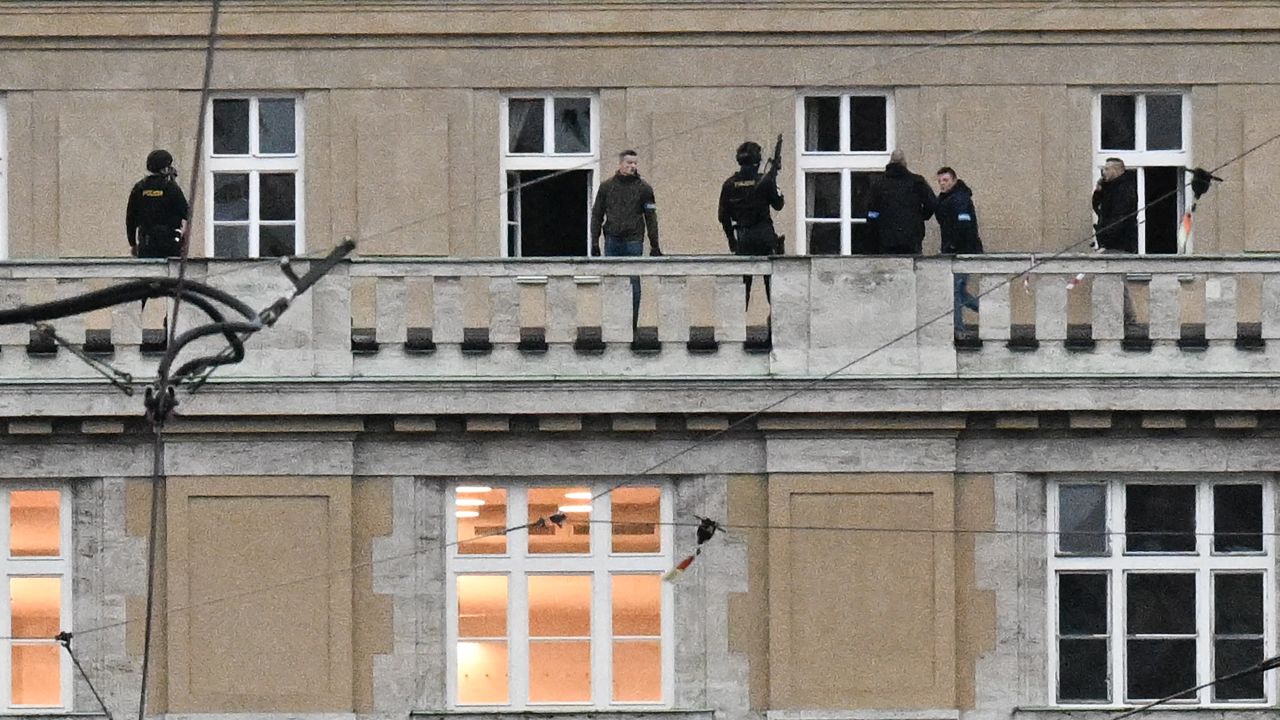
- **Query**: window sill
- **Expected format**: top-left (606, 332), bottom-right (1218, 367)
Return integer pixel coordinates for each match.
top-left (0, 714), bottom-right (106, 720)
top-left (766, 712), bottom-right (959, 720)
top-left (1014, 707), bottom-right (1278, 720)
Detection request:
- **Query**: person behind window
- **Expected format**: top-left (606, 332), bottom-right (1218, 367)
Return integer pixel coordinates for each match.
top-left (1092, 157), bottom-right (1138, 323)
top-left (126, 149), bottom-right (189, 258)
top-left (866, 149), bottom-right (936, 255)
top-left (590, 150), bottom-right (662, 329)
top-left (719, 140), bottom-right (785, 308)
top-left (935, 166), bottom-right (983, 336)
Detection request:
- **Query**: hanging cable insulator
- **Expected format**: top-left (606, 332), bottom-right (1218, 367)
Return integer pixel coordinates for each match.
top-left (1185, 167), bottom-right (1223, 200)
top-left (664, 516), bottom-right (722, 582)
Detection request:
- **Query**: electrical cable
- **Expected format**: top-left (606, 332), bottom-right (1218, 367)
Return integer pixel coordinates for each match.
top-left (56, 632), bottom-right (115, 720)
top-left (1109, 653), bottom-right (1280, 719)
top-left (33, 324), bottom-right (138, 396)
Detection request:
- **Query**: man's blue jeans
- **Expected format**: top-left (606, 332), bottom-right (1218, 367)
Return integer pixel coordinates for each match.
top-left (606, 235), bottom-right (643, 328)
top-left (954, 273), bottom-right (980, 333)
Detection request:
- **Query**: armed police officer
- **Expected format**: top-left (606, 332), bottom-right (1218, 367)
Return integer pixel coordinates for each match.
top-left (126, 149), bottom-right (189, 258)
top-left (718, 137), bottom-right (784, 307)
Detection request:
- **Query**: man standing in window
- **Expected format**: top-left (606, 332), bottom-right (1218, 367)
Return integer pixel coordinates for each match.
top-left (719, 140), bottom-right (785, 308)
top-left (126, 149), bottom-right (189, 258)
top-left (866, 149), bottom-right (936, 255)
top-left (1092, 157), bottom-right (1138, 253)
top-left (934, 167), bottom-right (983, 336)
top-left (1092, 157), bottom-right (1138, 323)
top-left (591, 150), bottom-right (662, 329)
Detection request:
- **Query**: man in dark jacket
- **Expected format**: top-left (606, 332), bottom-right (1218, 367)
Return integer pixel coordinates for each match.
top-left (719, 140), bottom-right (784, 307)
top-left (591, 150), bottom-right (662, 328)
top-left (867, 149), bottom-right (937, 254)
top-left (1092, 157), bottom-right (1138, 253)
top-left (1092, 157), bottom-right (1138, 322)
top-left (935, 167), bottom-right (983, 335)
top-left (126, 149), bottom-right (189, 258)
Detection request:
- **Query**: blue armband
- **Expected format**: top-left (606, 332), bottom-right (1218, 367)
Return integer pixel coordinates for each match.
top-left (866, 211), bottom-right (880, 219)
top-left (958, 213), bottom-right (972, 222)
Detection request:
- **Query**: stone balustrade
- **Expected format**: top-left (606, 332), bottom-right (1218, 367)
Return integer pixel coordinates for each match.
top-left (1, 254), bottom-right (1279, 383)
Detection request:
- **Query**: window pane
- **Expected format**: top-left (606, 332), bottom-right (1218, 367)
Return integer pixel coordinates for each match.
top-left (212, 98), bottom-right (250, 154)
top-left (614, 640), bottom-right (661, 702)
top-left (11, 577), bottom-right (60, 639)
top-left (850, 171), bottom-right (881, 254)
top-left (260, 173), bottom-right (296, 221)
top-left (529, 640), bottom-right (590, 702)
top-left (1214, 484), bottom-right (1263, 553)
top-left (1146, 94), bottom-right (1182, 151)
top-left (1058, 638), bottom-right (1108, 702)
top-left (612, 487), bottom-right (660, 553)
top-left (528, 487), bottom-right (589, 554)
top-left (508, 98), bottom-right (545, 154)
top-left (1126, 639), bottom-right (1196, 700)
top-left (11, 644), bottom-right (59, 706)
top-left (804, 97), bottom-right (840, 152)
top-left (1126, 573), bottom-right (1195, 634)
top-left (1059, 573), bottom-right (1107, 635)
top-left (213, 225), bottom-right (250, 258)
top-left (529, 575), bottom-right (590, 637)
top-left (849, 96), bottom-right (888, 152)
top-left (258, 98), bottom-right (296, 154)
top-left (10, 490), bottom-right (60, 557)
top-left (457, 641), bottom-right (508, 704)
top-left (1059, 485), bottom-right (1108, 555)
top-left (213, 173), bottom-right (250, 221)
top-left (1214, 638), bottom-right (1265, 701)
top-left (458, 575), bottom-right (507, 637)
top-left (553, 98), bottom-right (591, 154)
top-left (259, 226), bottom-right (296, 258)
top-left (1126, 485), bottom-right (1195, 552)
top-left (457, 487), bottom-right (508, 555)
top-left (613, 574), bottom-right (660, 636)
top-left (1214, 573), bottom-right (1263, 635)
top-left (807, 223), bottom-right (841, 255)
top-left (805, 172), bottom-right (840, 219)
top-left (1100, 95), bottom-right (1136, 151)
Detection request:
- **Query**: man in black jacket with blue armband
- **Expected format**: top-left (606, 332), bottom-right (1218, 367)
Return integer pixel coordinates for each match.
top-left (934, 166), bottom-right (983, 336)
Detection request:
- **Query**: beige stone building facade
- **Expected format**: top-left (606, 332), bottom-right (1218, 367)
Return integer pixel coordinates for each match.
top-left (0, 3), bottom-right (1278, 720)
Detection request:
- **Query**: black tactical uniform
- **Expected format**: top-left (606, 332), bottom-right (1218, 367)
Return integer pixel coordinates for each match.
top-left (719, 142), bottom-right (784, 305)
top-left (126, 150), bottom-right (189, 258)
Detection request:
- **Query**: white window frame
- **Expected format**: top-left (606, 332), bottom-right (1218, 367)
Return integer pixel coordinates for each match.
top-left (794, 92), bottom-right (895, 255)
top-left (1092, 90), bottom-right (1193, 254)
top-left (204, 95), bottom-right (305, 258)
top-left (0, 486), bottom-right (73, 711)
top-left (0, 95), bottom-right (8, 260)
top-left (499, 93), bottom-right (601, 258)
top-left (1047, 476), bottom-right (1276, 708)
top-left (445, 481), bottom-right (674, 709)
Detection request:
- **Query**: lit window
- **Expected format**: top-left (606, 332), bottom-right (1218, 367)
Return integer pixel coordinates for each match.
top-left (796, 93), bottom-right (893, 255)
top-left (1049, 479), bottom-right (1275, 706)
top-left (501, 94), bottom-right (599, 257)
top-left (207, 97), bottom-right (303, 258)
top-left (1093, 92), bottom-right (1191, 254)
top-left (2, 489), bottom-right (70, 709)
top-left (448, 483), bottom-right (671, 708)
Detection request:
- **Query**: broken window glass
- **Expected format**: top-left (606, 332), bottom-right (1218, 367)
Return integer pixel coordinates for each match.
top-left (508, 98), bottom-right (545, 154)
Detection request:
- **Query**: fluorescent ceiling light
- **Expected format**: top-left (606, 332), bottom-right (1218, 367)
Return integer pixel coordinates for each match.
top-left (563, 491), bottom-right (592, 500)
top-left (456, 498), bottom-right (486, 507)
top-left (455, 510), bottom-right (480, 518)
top-left (558, 504), bottom-right (591, 513)
top-left (456, 486), bottom-right (493, 493)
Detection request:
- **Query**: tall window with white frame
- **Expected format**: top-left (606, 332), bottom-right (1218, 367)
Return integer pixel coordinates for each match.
top-left (1049, 478), bottom-right (1275, 707)
top-left (1094, 92), bottom-right (1190, 254)
top-left (1, 488), bottom-right (71, 710)
top-left (796, 93), bottom-right (893, 255)
top-left (501, 94), bottom-right (599, 257)
top-left (447, 483), bottom-right (672, 708)
top-left (207, 96), bottom-right (303, 258)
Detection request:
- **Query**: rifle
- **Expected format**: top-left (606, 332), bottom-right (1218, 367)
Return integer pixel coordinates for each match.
top-left (762, 133), bottom-right (783, 182)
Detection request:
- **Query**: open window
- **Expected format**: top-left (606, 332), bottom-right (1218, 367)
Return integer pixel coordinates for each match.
top-left (795, 93), bottom-right (892, 254)
top-left (1094, 92), bottom-right (1191, 254)
top-left (501, 95), bottom-right (598, 257)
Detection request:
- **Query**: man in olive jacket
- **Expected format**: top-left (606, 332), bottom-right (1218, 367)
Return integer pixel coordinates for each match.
top-left (867, 149), bottom-right (937, 254)
top-left (591, 150), bottom-right (662, 329)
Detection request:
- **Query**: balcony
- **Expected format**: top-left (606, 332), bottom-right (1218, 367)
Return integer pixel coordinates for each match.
top-left (1, 254), bottom-right (1278, 387)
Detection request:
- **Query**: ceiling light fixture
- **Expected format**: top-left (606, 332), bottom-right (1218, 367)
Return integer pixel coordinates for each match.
top-left (558, 504), bottom-right (591, 513)
top-left (455, 510), bottom-right (480, 518)
top-left (456, 486), bottom-right (493, 493)
top-left (456, 498), bottom-right (486, 507)
top-left (563, 491), bottom-right (592, 500)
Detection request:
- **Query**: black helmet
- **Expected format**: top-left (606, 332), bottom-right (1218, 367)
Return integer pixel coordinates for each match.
top-left (736, 141), bottom-right (762, 167)
top-left (146, 149), bottom-right (174, 174)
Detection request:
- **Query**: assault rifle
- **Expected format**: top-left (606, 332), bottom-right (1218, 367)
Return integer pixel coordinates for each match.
top-left (762, 133), bottom-right (783, 182)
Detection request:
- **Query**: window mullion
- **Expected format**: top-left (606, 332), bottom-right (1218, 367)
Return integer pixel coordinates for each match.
top-left (543, 98), bottom-right (555, 155)
top-left (593, 482), bottom-right (611, 706)
top-left (249, 172), bottom-right (260, 257)
top-left (840, 170), bottom-right (852, 255)
top-left (0, 493), bottom-right (10, 710)
top-left (248, 97), bottom-right (260, 156)
top-left (511, 486), bottom-right (530, 708)
top-left (839, 95), bottom-right (850, 154)
top-left (1197, 567), bottom-right (1212, 702)
top-left (1135, 95), bottom-right (1148, 153)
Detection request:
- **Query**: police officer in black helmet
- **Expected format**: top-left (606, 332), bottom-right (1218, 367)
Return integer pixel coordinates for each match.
top-left (126, 149), bottom-right (189, 258)
top-left (718, 140), bottom-right (784, 307)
